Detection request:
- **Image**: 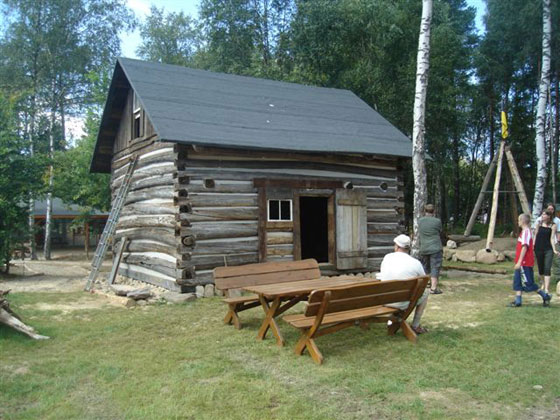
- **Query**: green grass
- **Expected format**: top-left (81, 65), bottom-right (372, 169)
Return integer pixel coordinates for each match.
top-left (1, 275), bottom-right (559, 419)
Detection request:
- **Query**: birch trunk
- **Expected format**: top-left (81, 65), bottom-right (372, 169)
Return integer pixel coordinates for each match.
top-left (28, 106), bottom-right (37, 260)
top-left (553, 77), bottom-right (559, 204)
top-left (411, 0), bottom-right (433, 254)
top-left (532, 0), bottom-right (552, 221)
top-left (43, 108), bottom-right (56, 260)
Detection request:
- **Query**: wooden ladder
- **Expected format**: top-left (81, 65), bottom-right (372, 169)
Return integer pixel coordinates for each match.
top-left (84, 156), bottom-right (138, 291)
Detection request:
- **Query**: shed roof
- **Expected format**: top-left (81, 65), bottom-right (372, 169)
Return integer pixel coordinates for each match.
top-left (91, 58), bottom-right (412, 173)
top-left (34, 198), bottom-right (108, 217)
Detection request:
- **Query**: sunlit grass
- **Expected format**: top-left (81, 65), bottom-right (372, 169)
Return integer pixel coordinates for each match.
top-left (1, 273), bottom-right (559, 419)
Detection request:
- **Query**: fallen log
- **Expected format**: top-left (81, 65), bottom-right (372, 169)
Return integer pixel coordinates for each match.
top-left (442, 265), bottom-right (507, 275)
top-left (447, 234), bottom-right (482, 244)
top-left (0, 290), bottom-right (49, 340)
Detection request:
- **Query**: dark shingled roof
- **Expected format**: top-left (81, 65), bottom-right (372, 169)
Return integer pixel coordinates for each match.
top-left (91, 58), bottom-right (411, 173)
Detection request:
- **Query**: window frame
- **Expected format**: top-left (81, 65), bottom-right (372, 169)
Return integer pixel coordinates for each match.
top-left (131, 93), bottom-right (143, 140)
top-left (267, 199), bottom-right (293, 222)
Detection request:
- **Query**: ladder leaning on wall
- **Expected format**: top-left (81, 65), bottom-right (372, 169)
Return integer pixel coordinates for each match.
top-left (84, 156), bottom-right (138, 291)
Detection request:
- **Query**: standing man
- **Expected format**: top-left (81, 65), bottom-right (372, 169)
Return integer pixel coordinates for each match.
top-left (418, 204), bottom-right (443, 294)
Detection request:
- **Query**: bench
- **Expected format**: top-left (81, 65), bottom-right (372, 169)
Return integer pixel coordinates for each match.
top-left (214, 259), bottom-right (321, 329)
top-left (283, 276), bottom-right (430, 364)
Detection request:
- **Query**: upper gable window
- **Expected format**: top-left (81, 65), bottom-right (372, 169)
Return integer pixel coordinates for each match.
top-left (132, 93), bottom-right (143, 139)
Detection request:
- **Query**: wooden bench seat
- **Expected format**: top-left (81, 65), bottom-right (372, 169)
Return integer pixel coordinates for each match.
top-left (223, 295), bottom-right (259, 305)
top-left (214, 259), bottom-right (320, 329)
top-left (284, 276), bottom-right (429, 364)
top-left (283, 305), bottom-right (399, 329)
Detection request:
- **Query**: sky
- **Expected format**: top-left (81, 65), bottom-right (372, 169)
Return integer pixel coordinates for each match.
top-left (121, 0), bottom-right (487, 58)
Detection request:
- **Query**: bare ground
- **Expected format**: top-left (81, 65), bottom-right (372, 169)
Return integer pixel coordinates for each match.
top-left (457, 237), bottom-right (517, 252)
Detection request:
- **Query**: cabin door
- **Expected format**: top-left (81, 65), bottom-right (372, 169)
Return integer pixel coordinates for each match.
top-left (335, 189), bottom-right (368, 269)
top-left (299, 196), bottom-right (329, 262)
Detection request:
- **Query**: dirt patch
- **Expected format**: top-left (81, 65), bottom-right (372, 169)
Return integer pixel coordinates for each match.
top-left (1, 259), bottom-right (112, 293)
top-left (21, 297), bottom-right (122, 313)
top-left (1, 363), bottom-right (30, 377)
top-left (416, 388), bottom-right (516, 418)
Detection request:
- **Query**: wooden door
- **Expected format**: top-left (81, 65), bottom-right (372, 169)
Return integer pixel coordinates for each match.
top-left (335, 189), bottom-right (367, 269)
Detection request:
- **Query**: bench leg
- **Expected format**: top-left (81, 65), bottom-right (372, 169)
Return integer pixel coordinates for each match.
top-left (388, 318), bottom-right (417, 343)
top-left (294, 334), bottom-right (308, 355)
top-left (294, 330), bottom-right (324, 365)
top-left (257, 296), bottom-right (285, 347)
top-left (400, 322), bottom-right (417, 343)
top-left (224, 305), bottom-right (242, 330)
top-left (306, 338), bottom-right (323, 365)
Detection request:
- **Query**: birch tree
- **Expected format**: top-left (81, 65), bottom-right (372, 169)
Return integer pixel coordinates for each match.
top-left (532, 0), bottom-right (552, 221)
top-left (412, 0), bottom-right (433, 252)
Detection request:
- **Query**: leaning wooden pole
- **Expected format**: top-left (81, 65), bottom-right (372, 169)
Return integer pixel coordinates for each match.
top-left (464, 154), bottom-right (498, 236)
top-left (486, 140), bottom-right (506, 251)
top-left (504, 146), bottom-right (531, 215)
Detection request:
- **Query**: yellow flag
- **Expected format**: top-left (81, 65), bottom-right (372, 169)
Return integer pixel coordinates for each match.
top-left (501, 111), bottom-right (508, 139)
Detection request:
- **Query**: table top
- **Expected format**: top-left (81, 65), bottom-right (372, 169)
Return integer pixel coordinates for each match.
top-left (243, 276), bottom-right (378, 298)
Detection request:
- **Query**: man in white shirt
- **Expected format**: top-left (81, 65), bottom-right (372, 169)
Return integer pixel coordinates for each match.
top-left (379, 234), bottom-right (430, 334)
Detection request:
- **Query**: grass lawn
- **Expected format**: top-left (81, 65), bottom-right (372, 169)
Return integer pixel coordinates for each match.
top-left (1, 271), bottom-right (559, 419)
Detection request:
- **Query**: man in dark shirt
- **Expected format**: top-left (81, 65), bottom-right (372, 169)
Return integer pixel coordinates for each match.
top-left (418, 204), bottom-right (443, 294)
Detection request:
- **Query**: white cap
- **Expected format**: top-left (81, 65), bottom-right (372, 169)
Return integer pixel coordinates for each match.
top-left (393, 234), bottom-right (411, 249)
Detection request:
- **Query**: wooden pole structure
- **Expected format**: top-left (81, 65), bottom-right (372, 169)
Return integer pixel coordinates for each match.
top-left (486, 140), bottom-right (506, 251)
top-left (508, 170), bottom-right (520, 236)
top-left (464, 154), bottom-right (498, 236)
top-left (504, 146), bottom-right (531, 215)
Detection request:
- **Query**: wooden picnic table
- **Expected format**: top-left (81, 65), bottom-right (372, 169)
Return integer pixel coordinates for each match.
top-left (243, 275), bottom-right (376, 346)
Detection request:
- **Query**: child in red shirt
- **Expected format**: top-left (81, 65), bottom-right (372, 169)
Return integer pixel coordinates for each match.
top-left (510, 214), bottom-right (551, 307)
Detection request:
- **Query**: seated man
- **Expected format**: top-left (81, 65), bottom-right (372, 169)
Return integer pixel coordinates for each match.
top-left (379, 234), bottom-right (430, 334)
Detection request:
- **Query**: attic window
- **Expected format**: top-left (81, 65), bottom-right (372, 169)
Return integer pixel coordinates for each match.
top-left (133, 112), bottom-right (141, 138)
top-left (268, 199), bottom-right (292, 222)
top-left (132, 93), bottom-right (143, 139)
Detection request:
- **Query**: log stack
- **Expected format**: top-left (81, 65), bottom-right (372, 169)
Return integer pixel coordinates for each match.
top-left (0, 290), bottom-right (49, 340)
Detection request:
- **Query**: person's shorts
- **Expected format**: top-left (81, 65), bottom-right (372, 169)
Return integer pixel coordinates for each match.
top-left (535, 249), bottom-right (554, 276)
top-left (421, 251), bottom-right (443, 278)
top-left (513, 266), bottom-right (539, 292)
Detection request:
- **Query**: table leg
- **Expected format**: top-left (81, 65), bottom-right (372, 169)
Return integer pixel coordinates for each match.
top-left (257, 295), bottom-right (285, 347)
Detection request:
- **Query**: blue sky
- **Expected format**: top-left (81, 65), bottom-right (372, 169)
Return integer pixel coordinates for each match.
top-left (121, 0), bottom-right (487, 58)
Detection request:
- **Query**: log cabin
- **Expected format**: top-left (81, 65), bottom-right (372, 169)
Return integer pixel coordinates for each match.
top-left (90, 58), bottom-right (412, 292)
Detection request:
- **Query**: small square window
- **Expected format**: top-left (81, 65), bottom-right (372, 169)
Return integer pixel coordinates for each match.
top-left (268, 199), bottom-right (292, 221)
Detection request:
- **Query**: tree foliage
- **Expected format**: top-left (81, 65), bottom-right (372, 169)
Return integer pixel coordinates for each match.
top-left (136, 6), bottom-right (201, 66)
top-left (0, 92), bottom-right (44, 270)
top-left (0, 0), bottom-right (559, 248)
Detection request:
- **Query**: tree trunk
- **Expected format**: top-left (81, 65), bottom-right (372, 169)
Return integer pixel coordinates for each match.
top-left (28, 102), bottom-right (37, 260)
top-left (453, 134), bottom-right (460, 222)
top-left (44, 107), bottom-right (56, 260)
top-left (553, 76), bottom-right (559, 204)
top-left (411, 0), bottom-right (432, 254)
top-left (532, 0), bottom-right (552, 221)
top-left (489, 90), bottom-right (495, 161)
top-left (85, 221), bottom-right (90, 259)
